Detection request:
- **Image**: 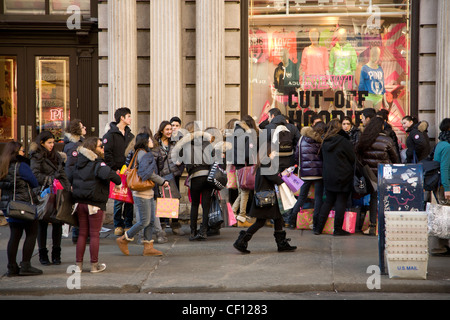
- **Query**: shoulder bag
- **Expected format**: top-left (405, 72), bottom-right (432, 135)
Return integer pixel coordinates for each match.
top-left (126, 149), bottom-right (155, 191)
top-left (6, 163), bottom-right (37, 221)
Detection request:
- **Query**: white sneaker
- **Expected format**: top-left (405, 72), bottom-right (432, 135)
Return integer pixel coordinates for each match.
top-left (91, 263), bottom-right (106, 273)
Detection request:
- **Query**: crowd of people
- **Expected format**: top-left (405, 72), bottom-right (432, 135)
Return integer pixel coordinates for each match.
top-left (1, 106), bottom-right (449, 277)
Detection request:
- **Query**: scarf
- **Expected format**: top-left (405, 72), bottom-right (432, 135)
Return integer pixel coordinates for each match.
top-left (439, 131), bottom-right (450, 144)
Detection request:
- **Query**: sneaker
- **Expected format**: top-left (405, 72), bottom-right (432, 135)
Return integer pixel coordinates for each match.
top-left (114, 227), bottom-right (124, 236)
top-left (91, 263), bottom-right (106, 273)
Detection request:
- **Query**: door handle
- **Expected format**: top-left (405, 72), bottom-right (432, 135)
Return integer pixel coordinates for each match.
top-left (20, 125), bottom-right (25, 144)
top-left (27, 126), bottom-right (33, 144)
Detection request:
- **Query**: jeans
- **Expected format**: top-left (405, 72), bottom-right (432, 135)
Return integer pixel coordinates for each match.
top-left (126, 196), bottom-right (156, 241)
top-left (113, 200), bottom-right (134, 229)
top-left (289, 179), bottom-right (324, 229)
top-left (76, 204), bottom-right (104, 263)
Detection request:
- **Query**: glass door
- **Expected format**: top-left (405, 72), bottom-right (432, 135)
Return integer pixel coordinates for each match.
top-left (0, 56), bottom-right (17, 142)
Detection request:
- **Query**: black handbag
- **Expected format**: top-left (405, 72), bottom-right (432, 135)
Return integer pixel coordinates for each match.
top-left (254, 190), bottom-right (276, 208)
top-left (56, 189), bottom-right (78, 226)
top-left (6, 163), bottom-right (37, 221)
top-left (353, 160), bottom-right (368, 196)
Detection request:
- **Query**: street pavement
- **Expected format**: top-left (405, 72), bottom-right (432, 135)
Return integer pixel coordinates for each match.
top-left (0, 223), bottom-right (449, 297)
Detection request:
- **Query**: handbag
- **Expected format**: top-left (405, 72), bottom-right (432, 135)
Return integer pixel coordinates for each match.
top-left (254, 190), bottom-right (276, 208)
top-left (55, 189), bottom-right (78, 226)
top-left (208, 191), bottom-right (224, 228)
top-left (156, 186), bottom-right (179, 218)
top-left (126, 149), bottom-right (155, 191)
top-left (6, 163), bottom-right (37, 221)
top-left (237, 165), bottom-right (256, 190)
top-left (37, 176), bottom-right (58, 222)
top-left (207, 162), bottom-right (228, 190)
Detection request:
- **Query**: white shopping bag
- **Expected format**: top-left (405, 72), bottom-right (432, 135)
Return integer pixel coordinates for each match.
top-left (279, 183), bottom-right (297, 211)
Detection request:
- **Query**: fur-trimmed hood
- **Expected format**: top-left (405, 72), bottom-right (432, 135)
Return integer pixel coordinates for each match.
top-left (77, 146), bottom-right (98, 162)
top-left (28, 141), bottom-right (67, 163)
top-left (301, 126), bottom-right (323, 143)
top-left (64, 132), bottom-right (83, 144)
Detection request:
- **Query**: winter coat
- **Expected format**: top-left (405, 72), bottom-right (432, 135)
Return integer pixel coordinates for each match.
top-left (297, 126), bottom-right (323, 180)
top-left (434, 140), bottom-right (450, 192)
top-left (232, 121), bottom-right (258, 170)
top-left (405, 121), bottom-right (431, 163)
top-left (63, 133), bottom-right (84, 178)
top-left (153, 140), bottom-right (185, 178)
top-left (263, 114), bottom-right (301, 170)
top-left (248, 162), bottom-right (284, 220)
top-left (0, 158), bottom-right (39, 223)
top-left (358, 133), bottom-right (400, 177)
top-left (102, 122), bottom-right (135, 171)
top-left (321, 130), bottom-right (356, 193)
top-left (70, 147), bottom-right (121, 211)
top-left (345, 126), bottom-right (361, 148)
top-left (29, 142), bottom-right (70, 190)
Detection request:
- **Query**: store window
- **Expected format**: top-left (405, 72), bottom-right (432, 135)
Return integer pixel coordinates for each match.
top-left (249, 0), bottom-right (411, 139)
top-left (0, 56), bottom-right (17, 142)
top-left (3, 0), bottom-right (90, 16)
top-left (36, 56), bottom-right (70, 142)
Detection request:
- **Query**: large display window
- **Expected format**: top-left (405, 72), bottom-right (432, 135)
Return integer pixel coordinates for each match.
top-left (248, 0), bottom-right (411, 141)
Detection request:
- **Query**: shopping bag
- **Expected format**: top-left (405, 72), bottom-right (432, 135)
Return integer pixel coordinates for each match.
top-left (55, 189), bottom-right (78, 227)
top-left (342, 211), bottom-right (358, 234)
top-left (274, 185), bottom-right (289, 215)
top-left (156, 187), bottom-right (179, 218)
top-left (322, 211), bottom-right (335, 234)
top-left (279, 183), bottom-right (297, 211)
top-left (426, 202), bottom-right (450, 239)
top-left (52, 179), bottom-right (64, 195)
top-left (237, 166), bottom-right (256, 190)
top-left (109, 173), bottom-right (134, 204)
top-left (227, 202), bottom-right (237, 226)
top-left (296, 208), bottom-right (313, 230)
top-left (281, 172), bottom-right (304, 193)
top-left (208, 192), bottom-right (224, 228)
top-left (226, 165), bottom-right (238, 189)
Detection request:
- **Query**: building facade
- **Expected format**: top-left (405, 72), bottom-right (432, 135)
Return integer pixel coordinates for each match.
top-left (1, 0), bottom-right (449, 151)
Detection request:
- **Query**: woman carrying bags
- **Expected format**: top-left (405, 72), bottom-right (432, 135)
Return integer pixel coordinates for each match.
top-left (0, 141), bottom-right (42, 276)
top-left (233, 145), bottom-right (297, 254)
top-left (116, 133), bottom-right (169, 256)
top-left (29, 131), bottom-right (71, 266)
top-left (70, 137), bottom-right (121, 273)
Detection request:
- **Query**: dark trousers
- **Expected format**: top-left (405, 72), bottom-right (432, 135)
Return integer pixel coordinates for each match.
top-left (8, 220), bottom-right (38, 265)
top-left (189, 176), bottom-right (213, 232)
top-left (247, 217), bottom-right (284, 235)
top-left (317, 189), bottom-right (350, 233)
top-left (37, 220), bottom-right (62, 250)
top-left (113, 200), bottom-right (134, 229)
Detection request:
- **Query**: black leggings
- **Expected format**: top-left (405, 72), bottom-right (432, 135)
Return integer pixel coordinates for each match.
top-left (8, 220), bottom-right (38, 265)
top-left (247, 218), bottom-right (284, 235)
top-left (190, 176), bottom-right (214, 231)
top-left (37, 220), bottom-right (62, 250)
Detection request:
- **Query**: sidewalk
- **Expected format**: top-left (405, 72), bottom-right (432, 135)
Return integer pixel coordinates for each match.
top-left (0, 224), bottom-right (449, 296)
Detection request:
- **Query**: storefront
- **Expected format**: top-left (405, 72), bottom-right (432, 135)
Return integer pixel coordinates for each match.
top-left (0, 0), bottom-right (98, 151)
top-left (247, 0), bottom-right (413, 141)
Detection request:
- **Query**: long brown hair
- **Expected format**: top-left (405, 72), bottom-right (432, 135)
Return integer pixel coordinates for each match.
top-left (0, 141), bottom-right (21, 180)
top-left (83, 137), bottom-right (102, 158)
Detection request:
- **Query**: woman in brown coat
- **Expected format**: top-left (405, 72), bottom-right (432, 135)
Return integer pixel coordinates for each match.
top-left (356, 116), bottom-right (400, 235)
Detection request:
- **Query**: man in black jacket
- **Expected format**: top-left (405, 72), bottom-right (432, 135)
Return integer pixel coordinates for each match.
top-left (102, 108), bottom-right (135, 236)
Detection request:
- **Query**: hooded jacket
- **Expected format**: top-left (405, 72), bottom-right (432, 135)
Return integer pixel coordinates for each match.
top-left (297, 126), bottom-right (323, 180)
top-left (102, 122), bottom-right (134, 171)
top-left (70, 147), bottom-right (121, 211)
top-left (406, 121), bottom-right (431, 163)
top-left (321, 130), bottom-right (355, 192)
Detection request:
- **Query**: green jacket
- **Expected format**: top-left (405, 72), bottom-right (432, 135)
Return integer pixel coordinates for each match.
top-left (434, 141), bottom-right (450, 192)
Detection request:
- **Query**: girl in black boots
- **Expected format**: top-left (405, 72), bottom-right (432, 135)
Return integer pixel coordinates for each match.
top-left (233, 145), bottom-right (297, 254)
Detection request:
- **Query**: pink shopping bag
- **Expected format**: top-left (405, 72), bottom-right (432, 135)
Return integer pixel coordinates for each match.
top-left (156, 187), bottom-right (179, 218)
top-left (296, 209), bottom-right (313, 230)
top-left (322, 211), bottom-right (335, 234)
top-left (342, 211), bottom-right (358, 234)
top-left (52, 179), bottom-right (64, 194)
top-left (227, 202), bottom-right (237, 226)
top-left (109, 173), bottom-right (134, 204)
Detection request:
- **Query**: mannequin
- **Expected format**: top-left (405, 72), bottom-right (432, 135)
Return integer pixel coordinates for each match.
top-left (329, 28), bottom-right (358, 77)
top-left (301, 28), bottom-right (332, 90)
top-left (358, 46), bottom-right (386, 109)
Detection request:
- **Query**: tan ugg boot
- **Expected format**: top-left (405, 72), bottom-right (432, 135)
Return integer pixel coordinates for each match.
top-left (143, 240), bottom-right (163, 256)
top-left (116, 233), bottom-right (133, 255)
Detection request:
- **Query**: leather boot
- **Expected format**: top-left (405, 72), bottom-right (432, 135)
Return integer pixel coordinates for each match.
top-left (143, 240), bottom-right (163, 256)
top-left (233, 230), bottom-right (253, 254)
top-left (52, 247), bottom-right (61, 265)
top-left (274, 230), bottom-right (297, 252)
top-left (19, 261), bottom-right (43, 276)
top-left (39, 248), bottom-right (51, 265)
top-left (6, 263), bottom-right (20, 277)
top-left (116, 233), bottom-right (133, 255)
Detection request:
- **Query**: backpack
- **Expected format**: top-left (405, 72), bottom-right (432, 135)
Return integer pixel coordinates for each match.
top-left (419, 159), bottom-right (441, 192)
top-left (273, 125), bottom-right (294, 154)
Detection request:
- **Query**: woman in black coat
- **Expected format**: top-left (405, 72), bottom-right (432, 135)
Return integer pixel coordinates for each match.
top-left (70, 137), bottom-right (121, 273)
top-left (315, 119), bottom-right (356, 236)
top-left (29, 131), bottom-right (71, 266)
top-left (233, 145), bottom-right (297, 254)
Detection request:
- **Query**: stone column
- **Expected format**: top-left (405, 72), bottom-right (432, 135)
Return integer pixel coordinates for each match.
top-left (108, 0), bottom-right (138, 133)
top-left (196, 0), bottom-right (225, 130)
top-left (436, 0), bottom-right (450, 126)
top-left (150, 0), bottom-right (182, 131)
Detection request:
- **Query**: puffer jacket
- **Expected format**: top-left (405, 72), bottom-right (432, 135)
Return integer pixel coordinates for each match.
top-left (70, 147), bottom-right (121, 211)
top-left (29, 142), bottom-right (70, 190)
top-left (406, 121), bottom-right (431, 163)
top-left (358, 133), bottom-right (400, 177)
top-left (63, 132), bottom-right (84, 178)
top-left (297, 126), bottom-right (323, 180)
